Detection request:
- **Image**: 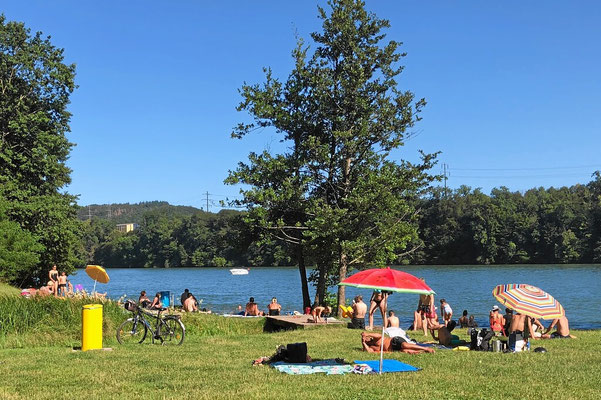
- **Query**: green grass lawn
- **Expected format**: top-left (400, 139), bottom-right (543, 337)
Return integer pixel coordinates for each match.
top-left (0, 282), bottom-right (20, 297)
top-left (1, 301), bottom-right (600, 400)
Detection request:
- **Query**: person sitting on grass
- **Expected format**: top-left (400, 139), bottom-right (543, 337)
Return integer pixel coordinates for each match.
top-left (351, 295), bottom-right (367, 329)
top-left (459, 310), bottom-right (469, 328)
top-left (244, 297), bottom-right (260, 316)
top-left (467, 315), bottom-right (478, 328)
top-left (138, 291), bottom-right (151, 308)
top-left (386, 310), bottom-right (400, 328)
top-left (541, 316), bottom-right (576, 339)
top-left (150, 292), bottom-right (163, 310)
top-left (311, 305), bottom-right (331, 323)
top-left (267, 297), bottom-right (282, 316)
top-left (183, 293), bottom-right (198, 312)
top-left (361, 331), bottom-right (435, 354)
top-left (429, 320), bottom-right (457, 347)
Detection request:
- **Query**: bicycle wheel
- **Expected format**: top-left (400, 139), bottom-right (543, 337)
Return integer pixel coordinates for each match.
top-left (158, 316), bottom-right (185, 345)
top-left (116, 318), bottom-right (148, 344)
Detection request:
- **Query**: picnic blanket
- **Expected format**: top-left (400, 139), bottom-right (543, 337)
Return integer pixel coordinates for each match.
top-left (271, 359), bottom-right (353, 375)
top-left (354, 359), bottom-right (420, 374)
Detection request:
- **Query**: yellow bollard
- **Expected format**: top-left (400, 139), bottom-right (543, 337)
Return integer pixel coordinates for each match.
top-left (82, 304), bottom-right (103, 351)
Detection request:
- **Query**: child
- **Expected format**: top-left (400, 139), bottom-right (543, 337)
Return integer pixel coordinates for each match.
top-left (440, 299), bottom-right (453, 326)
top-left (311, 305), bottom-right (331, 323)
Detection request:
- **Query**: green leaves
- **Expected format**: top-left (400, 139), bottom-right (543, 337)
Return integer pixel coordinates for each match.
top-left (0, 15), bottom-right (79, 286)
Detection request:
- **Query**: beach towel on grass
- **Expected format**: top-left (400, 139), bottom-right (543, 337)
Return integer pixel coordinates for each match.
top-left (271, 359), bottom-right (353, 375)
top-left (354, 359), bottom-right (420, 374)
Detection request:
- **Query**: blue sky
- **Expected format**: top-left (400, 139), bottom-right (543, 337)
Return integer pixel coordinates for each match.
top-left (3, 1), bottom-right (600, 210)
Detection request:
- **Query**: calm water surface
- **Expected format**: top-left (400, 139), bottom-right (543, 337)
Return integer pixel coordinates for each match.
top-left (69, 264), bottom-right (601, 330)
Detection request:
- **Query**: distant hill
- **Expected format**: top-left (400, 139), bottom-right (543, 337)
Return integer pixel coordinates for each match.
top-left (77, 201), bottom-right (204, 224)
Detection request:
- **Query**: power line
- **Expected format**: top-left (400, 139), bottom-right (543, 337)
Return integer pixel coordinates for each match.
top-left (452, 164), bottom-right (601, 172)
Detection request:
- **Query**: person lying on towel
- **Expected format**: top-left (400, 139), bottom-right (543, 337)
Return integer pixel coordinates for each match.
top-left (361, 331), bottom-right (435, 354)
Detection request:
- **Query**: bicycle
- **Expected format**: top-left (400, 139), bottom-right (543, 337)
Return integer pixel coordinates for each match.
top-left (116, 300), bottom-right (185, 345)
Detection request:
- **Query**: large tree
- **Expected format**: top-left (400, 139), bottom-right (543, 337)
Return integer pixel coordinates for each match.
top-left (0, 15), bottom-right (80, 286)
top-left (227, 0), bottom-right (438, 311)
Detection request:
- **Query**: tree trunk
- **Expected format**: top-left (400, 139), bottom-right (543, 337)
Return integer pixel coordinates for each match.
top-left (297, 246), bottom-right (311, 309)
top-left (313, 262), bottom-right (327, 306)
top-left (336, 252), bottom-right (348, 317)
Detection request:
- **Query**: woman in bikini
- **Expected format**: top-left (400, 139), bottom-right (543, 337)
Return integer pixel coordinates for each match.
top-left (48, 265), bottom-right (59, 298)
top-left (368, 290), bottom-right (389, 330)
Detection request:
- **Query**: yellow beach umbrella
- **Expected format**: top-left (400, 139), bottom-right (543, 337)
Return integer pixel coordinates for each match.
top-left (85, 265), bottom-right (110, 294)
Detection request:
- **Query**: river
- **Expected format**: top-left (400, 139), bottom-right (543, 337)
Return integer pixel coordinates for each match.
top-left (68, 264), bottom-right (601, 330)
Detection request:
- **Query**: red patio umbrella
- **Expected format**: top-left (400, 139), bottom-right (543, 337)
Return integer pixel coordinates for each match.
top-left (339, 267), bottom-right (435, 374)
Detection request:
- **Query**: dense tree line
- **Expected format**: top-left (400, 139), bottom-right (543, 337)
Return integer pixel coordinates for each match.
top-left (82, 174), bottom-right (601, 269)
top-left (411, 174), bottom-right (601, 265)
top-left (82, 209), bottom-right (291, 268)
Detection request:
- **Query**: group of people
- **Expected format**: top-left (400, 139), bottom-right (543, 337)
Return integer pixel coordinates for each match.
top-left (354, 277), bottom-right (576, 354)
top-left (41, 265), bottom-right (72, 297)
top-left (240, 297), bottom-right (283, 316)
top-left (488, 304), bottom-right (574, 351)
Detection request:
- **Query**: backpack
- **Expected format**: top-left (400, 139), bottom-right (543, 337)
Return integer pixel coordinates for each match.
top-left (470, 328), bottom-right (494, 351)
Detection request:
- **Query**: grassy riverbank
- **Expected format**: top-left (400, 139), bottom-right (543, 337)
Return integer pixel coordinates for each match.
top-left (1, 302), bottom-right (599, 399)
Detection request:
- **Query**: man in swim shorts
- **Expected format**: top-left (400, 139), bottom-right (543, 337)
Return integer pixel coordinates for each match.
top-left (361, 331), bottom-right (435, 354)
top-left (351, 295), bottom-right (367, 329)
top-left (541, 316), bottom-right (575, 339)
top-left (508, 312), bottom-right (533, 352)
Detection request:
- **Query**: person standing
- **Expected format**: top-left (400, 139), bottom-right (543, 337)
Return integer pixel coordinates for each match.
top-left (57, 272), bottom-right (68, 297)
top-left (351, 295), bottom-right (367, 329)
top-left (48, 265), bottom-right (59, 298)
top-left (439, 299), bottom-right (453, 326)
top-left (417, 282), bottom-right (436, 336)
top-left (368, 290), bottom-right (389, 330)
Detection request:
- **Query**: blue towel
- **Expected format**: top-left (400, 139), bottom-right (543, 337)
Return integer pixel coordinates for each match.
top-left (353, 359), bottom-right (420, 373)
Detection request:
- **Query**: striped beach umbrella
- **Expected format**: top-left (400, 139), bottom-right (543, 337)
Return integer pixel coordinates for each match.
top-left (492, 284), bottom-right (564, 320)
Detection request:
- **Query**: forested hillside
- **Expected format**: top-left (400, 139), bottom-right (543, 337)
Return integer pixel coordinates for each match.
top-left (77, 201), bottom-right (201, 224)
top-left (80, 173), bottom-right (601, 269)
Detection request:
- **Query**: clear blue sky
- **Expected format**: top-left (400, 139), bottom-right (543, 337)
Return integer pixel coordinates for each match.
top-left (3, 1), bottom-right (601, 210)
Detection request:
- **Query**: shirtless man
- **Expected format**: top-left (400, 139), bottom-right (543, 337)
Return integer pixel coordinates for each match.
top-left (541, 316), bottom-right (576, 339)
top-left (508, 312), bottom-right (533, 352)
top-left (351, 296), bottom-right (367, 329)
top-left (244, 297), bottom-right (260, 316)
top-left (57, 272), bottom-right (68, 297)
top-left (361, 331), bottom-right (435, 354)
top-left (311, 305), bottom-right (331, 323)
top-left (386, 310), bottom-right (400, 328)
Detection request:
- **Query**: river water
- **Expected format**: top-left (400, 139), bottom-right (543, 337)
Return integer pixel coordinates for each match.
top-left (69, 264), bottom-right (601, 330)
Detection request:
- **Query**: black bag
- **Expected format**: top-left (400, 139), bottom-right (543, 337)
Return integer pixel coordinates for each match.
top-left (470, 328), bottom-right (494, 351)
top-left (286, 342), bottom-right (308, 363)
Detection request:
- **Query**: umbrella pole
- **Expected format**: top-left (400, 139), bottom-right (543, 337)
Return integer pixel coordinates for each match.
top-left (379, 324), bottom-right (385, 375)
top-left (92, 280), bottom-right (97, 296)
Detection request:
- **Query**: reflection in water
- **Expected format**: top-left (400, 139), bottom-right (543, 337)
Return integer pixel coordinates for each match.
top-left (68, 264), bottom-right (601, 330)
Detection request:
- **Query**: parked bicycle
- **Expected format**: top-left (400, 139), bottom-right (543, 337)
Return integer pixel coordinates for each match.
top-left (116, 300), bottom-right (185, 345)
